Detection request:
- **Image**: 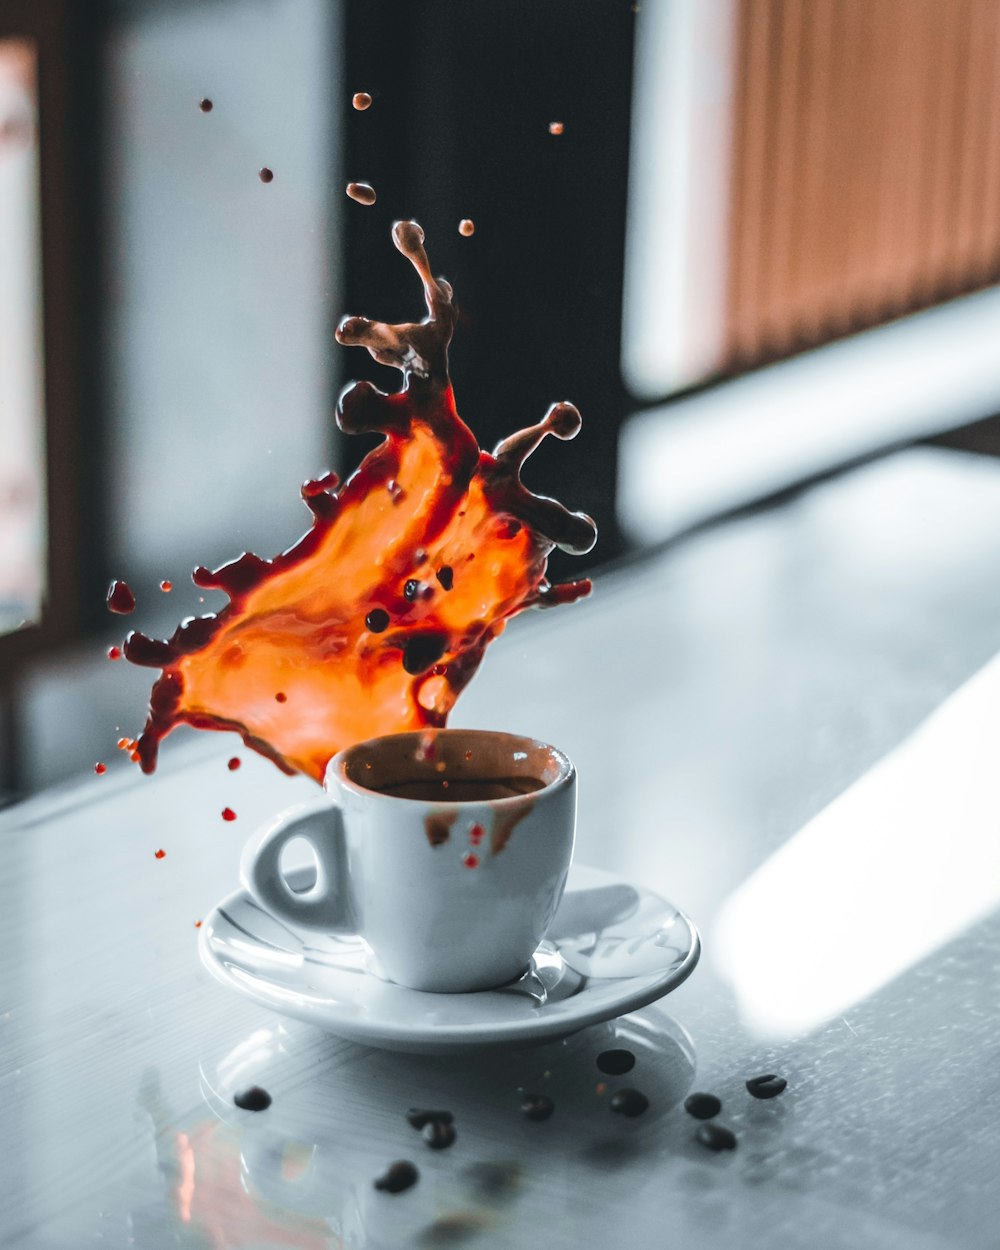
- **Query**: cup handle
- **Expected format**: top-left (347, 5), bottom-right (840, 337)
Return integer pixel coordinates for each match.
top-left (240, 796), bottom-right (352, 933)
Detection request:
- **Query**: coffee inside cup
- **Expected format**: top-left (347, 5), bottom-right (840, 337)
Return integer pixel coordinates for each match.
top-left (338, 729), bottom-right (568, 804)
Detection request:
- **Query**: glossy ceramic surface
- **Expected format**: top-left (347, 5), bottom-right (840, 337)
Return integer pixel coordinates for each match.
top-left (201, 862), bottom-right (700, 1051)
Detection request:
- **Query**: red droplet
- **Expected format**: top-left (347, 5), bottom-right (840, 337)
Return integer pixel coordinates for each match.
top-left (469, 823), bottom-right (484, 845)
top-left (275, 692), bottom-right (287, 703)
top-left (117, 737), bottom-right (130, 750)
top-left (107, 645), bottom-right (122, 661)
top-left (352, 91), bottom-right (372, 111)
top-left (94, 762), bottom-right (107, 775)
top-left (463, 852), bottom-right (479, 869)
top-left (154, 848), bottom-right (166, 859)
top-left (458, 219), bottom-right (475, 237)
top-left (107, 579), bottom-right (136, 614)
top-left (227, 756), bottom-right (241, 771)
top-left (548, 121), bottom-right (565, 136)
top-left (194, 919), bottom-right (203, 928)
top-left (160, 580), bottom-right (172, 592)
top-left (222, 807), bottom-right (237, 821)
top-left (259, 166), bottom-right (274, 183)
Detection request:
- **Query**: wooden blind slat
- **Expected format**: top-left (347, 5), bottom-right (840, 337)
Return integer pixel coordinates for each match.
top-left (722, 0), bottom-right (1000, 372)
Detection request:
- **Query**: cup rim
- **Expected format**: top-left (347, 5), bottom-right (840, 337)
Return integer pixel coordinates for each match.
top-left (326, 728), bottom-right (574, 806)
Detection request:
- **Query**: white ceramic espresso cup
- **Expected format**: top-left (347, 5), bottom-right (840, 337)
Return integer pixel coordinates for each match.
top-left (240, 728), bottom-right (576, 993)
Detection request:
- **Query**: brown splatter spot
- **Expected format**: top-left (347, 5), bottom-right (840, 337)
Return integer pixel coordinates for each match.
top-left (490, 798), bottom-right (535, 855)
top-left (425, 809), bottom-right (457, 847)
top-left (259, 167), bottom-right (274, 183)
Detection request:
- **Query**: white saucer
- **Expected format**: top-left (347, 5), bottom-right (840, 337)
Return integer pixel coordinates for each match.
top-left (199, 863), bottom-right (700, 1053)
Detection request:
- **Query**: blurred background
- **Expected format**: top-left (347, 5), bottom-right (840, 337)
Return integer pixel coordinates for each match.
top-left (2, 0), bottom-right (1000, 800)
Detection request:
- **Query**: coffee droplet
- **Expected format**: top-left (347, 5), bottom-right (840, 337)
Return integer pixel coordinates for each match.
top-left (107, 579), bottom-right (136, 614)
top-left (347, 181), bottom-right (377, 206)
top-left (609, 1088), bottom-right (649, 1118)
top-left (374, 1160), bottom-right (419, 1193)
top-left (352, 92), bottom-right (372, 111)
top-left (684, 1092), bottom-right (722, 1120)
top-left (520, 1094), bottom-right (554, 1121)
top-left (696, 1123), bottom-right (737, 1151)
top-left (746, 1073), bottom-right (787, 1100)
top-left (422, 1120), bottom-right (456, 1149)
top-left (233, 1085), bottom-right (272, 1112)
top-left (458, 219), bottom-right (475, 237)
top-left (199, 98), bottom-right (213, 113)
top-left (596, 1048), bottom-right (635, 1076)
top-left (258, 167), bottom-right (274, 184)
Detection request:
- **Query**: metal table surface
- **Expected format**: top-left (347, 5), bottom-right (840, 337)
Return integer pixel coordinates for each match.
top-left (3, 446), bottom-right (1000, 1250)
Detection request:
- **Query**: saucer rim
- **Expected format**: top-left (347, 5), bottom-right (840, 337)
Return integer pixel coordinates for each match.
top-left (199, 863), bottom-right (701, 1049)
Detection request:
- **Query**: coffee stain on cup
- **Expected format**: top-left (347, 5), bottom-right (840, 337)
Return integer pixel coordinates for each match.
top-left (490, 798), bottom-right (535, 856)
top-left (425, 809), bottom-right (458, 847)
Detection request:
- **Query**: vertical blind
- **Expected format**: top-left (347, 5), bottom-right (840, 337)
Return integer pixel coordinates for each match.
top-left (725, 0), bottom-right (1000, 369)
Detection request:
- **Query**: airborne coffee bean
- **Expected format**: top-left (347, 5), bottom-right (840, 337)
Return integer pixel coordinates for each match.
top-left (684, 1092), bottom-right (722, 1120)
top-left (696, 1123), bottom-right (737, 1151)
top-left (422, 1119), bottom-right (457, 1149)
top-left (233, 1085), bottom-right (271, 1111)
top-left (374, 1160), bottom-right (419, 1193)
top-left (406, 1108), bottom-right (455, 1129)
top-left (596, 1048), bottom-right (636, 1075)
top-left (609, 1088), bottom-right (649, 1118)
top-left (520, 1094), bottom-right (555, 1121)
top-left (746, 1074), bottom-right (787, 1100)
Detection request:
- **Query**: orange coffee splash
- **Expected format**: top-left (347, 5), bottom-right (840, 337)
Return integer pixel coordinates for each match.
top-left (124, 220), bottom-right (596, 781)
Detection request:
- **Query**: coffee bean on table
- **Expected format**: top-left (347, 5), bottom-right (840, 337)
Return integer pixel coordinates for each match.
top-left (520, 1094), bottom-right (555, 1121)
top-left (684, 1092), bottom-right (722, 1120)
top-left (422, 1119), bottom-right (457, 1149)
top-left (596, 1048), bottom-right (636, 1075)
top-left (406, 1108), bottom-right (455, 1129)
top-left (746, 1074), bottom-right (787, 1100)
top-left (609, 1089), bottom-right (649, 1118)
top-left (233, 1085), bottom-right (271, 1111)
top-left (696, 1123), bottom-right (737, 1151)
top-left (374, 1160), bottom-right (419, 1193)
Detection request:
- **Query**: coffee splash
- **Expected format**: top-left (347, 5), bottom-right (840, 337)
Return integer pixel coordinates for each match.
top-left (124, 220), bottom-right (596, 781)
